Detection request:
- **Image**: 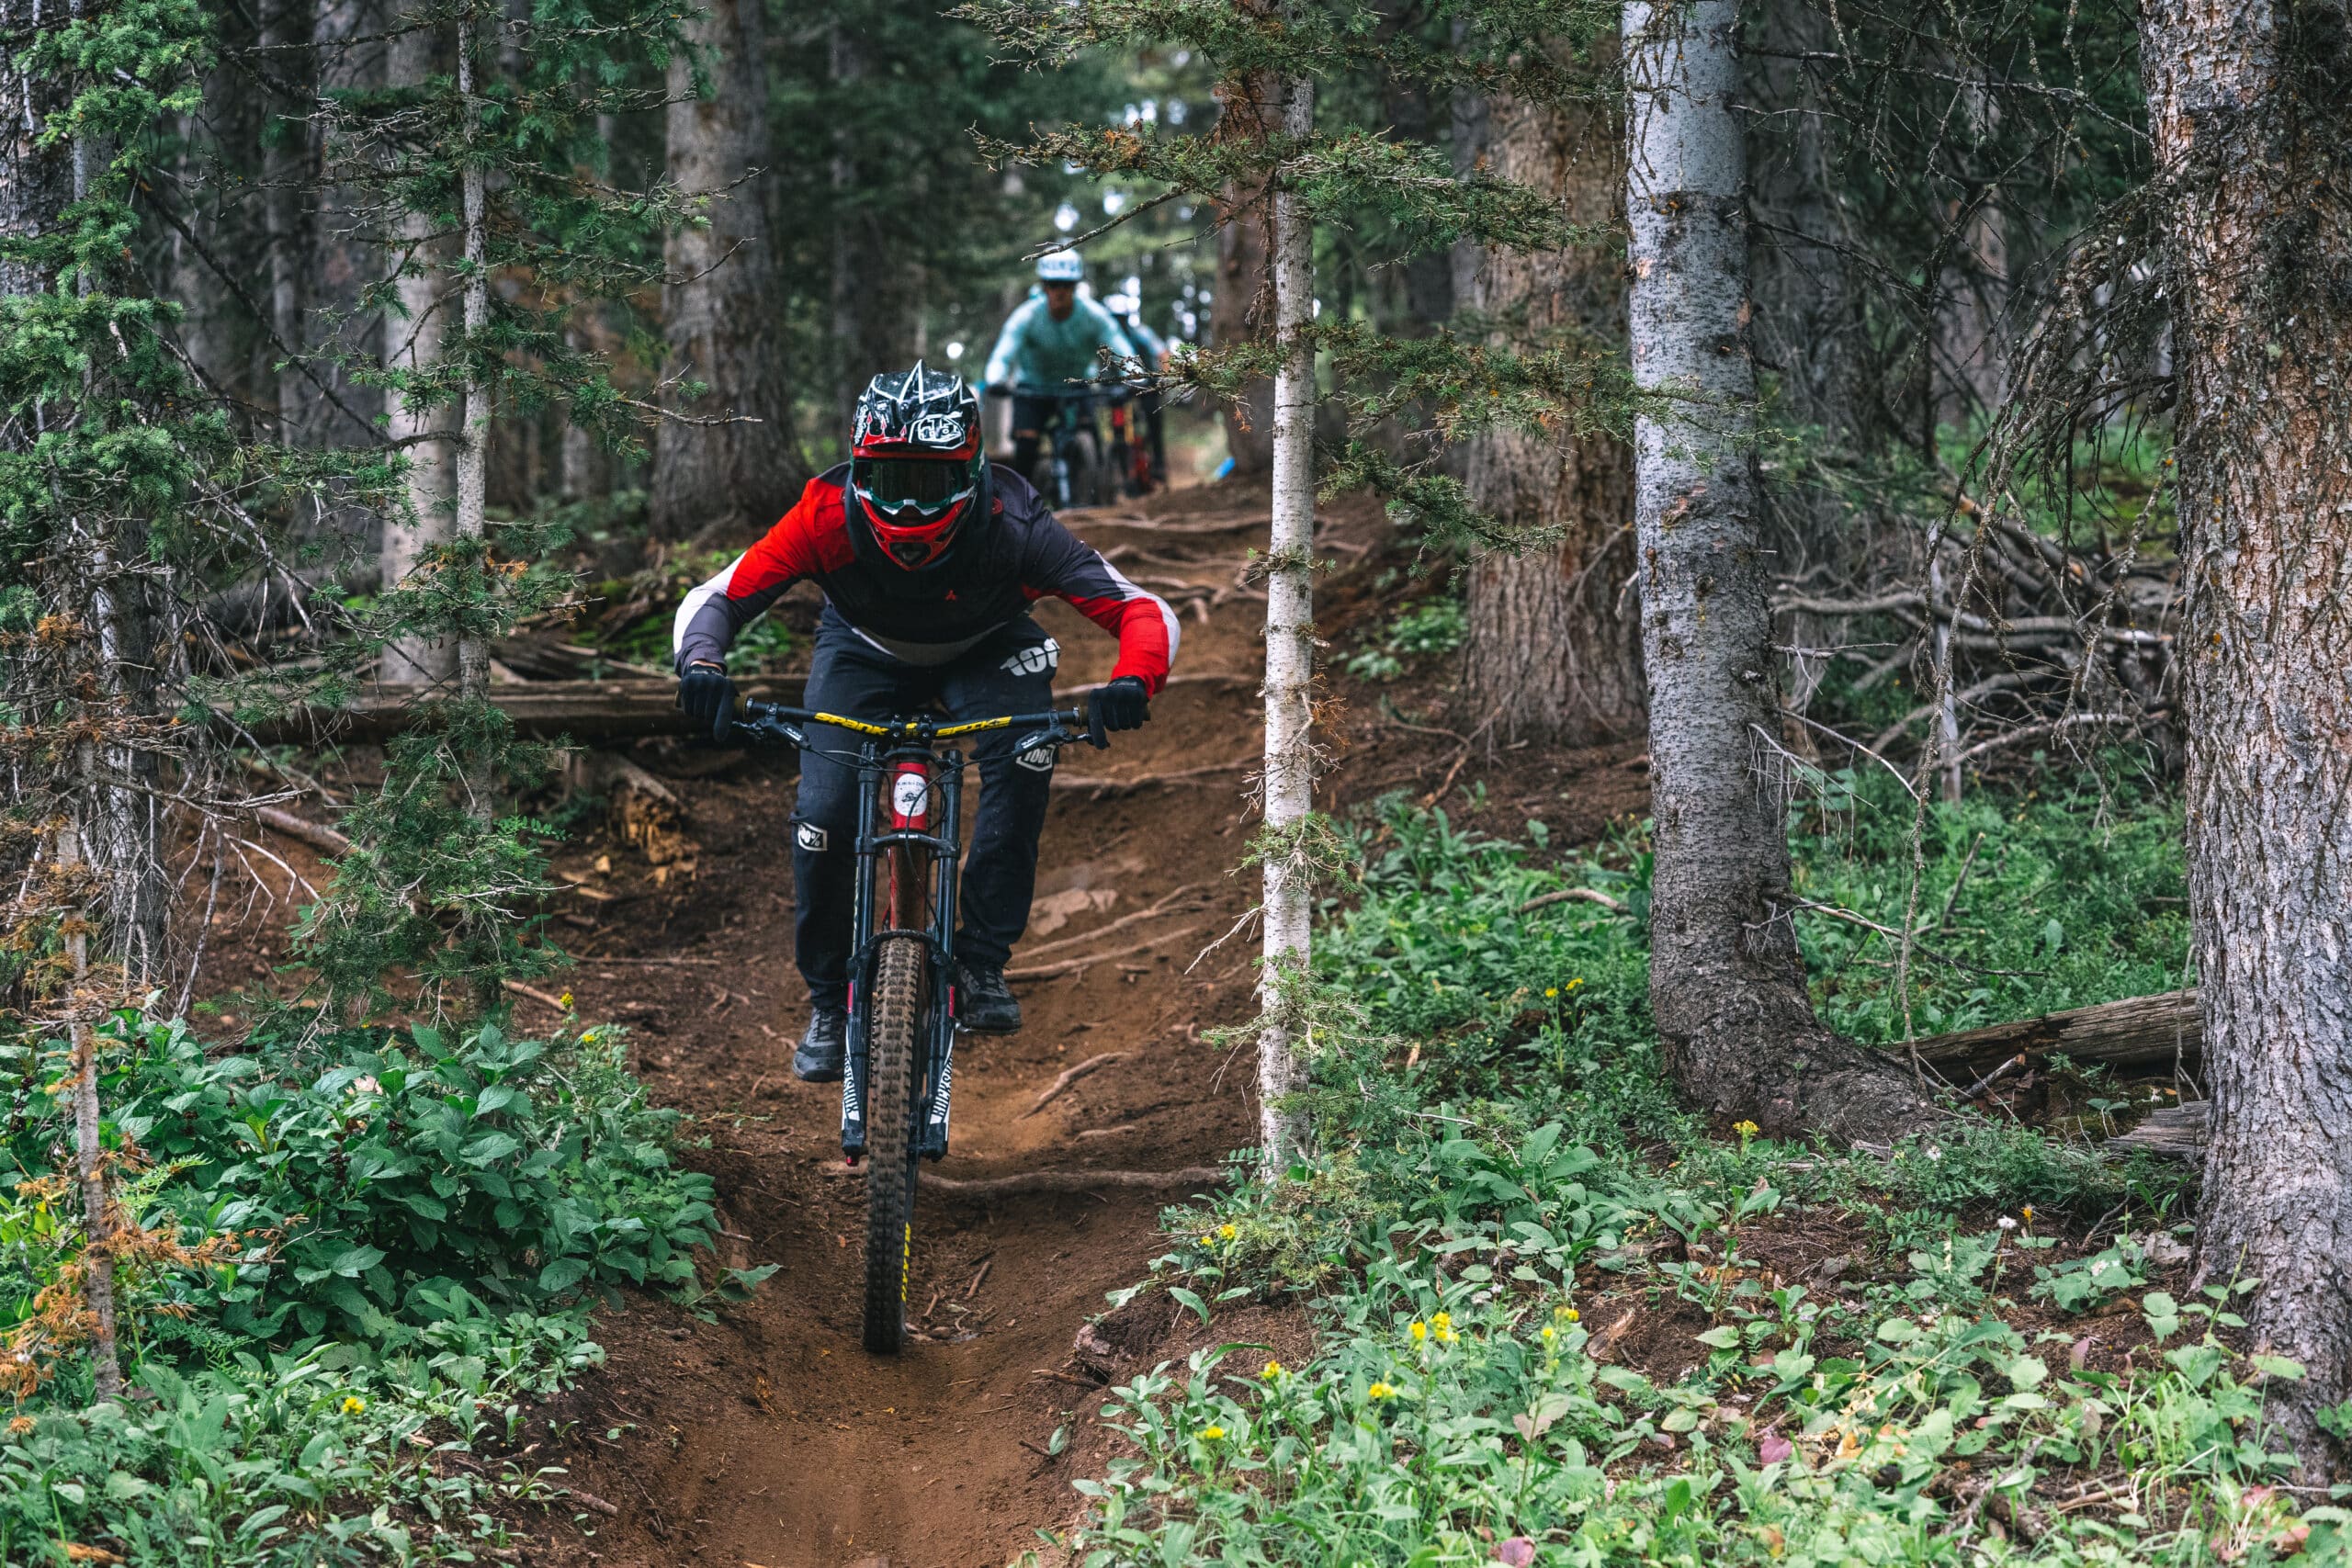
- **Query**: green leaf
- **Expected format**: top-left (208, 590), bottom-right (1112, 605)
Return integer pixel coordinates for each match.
top-left (1695, 1325), bottom-right (1742, 1349)
top-left (1168, 1285), bottom-right (1210, 1325)
top-left (331, 1245), bottom-right (386, 1277)
top-left (539, 1256), bottom-right (592, 1294)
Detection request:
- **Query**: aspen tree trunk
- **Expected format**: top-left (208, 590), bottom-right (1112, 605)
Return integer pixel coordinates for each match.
top-left (1460, 47), bottom-right (1643, 746)
top-left (1623, 0), bottom-right (1928, 1140)
top-left (382, 0), bottom-right (455, 684)
top-left (2145, 0), bottom-right (2352, 1470)
top-left (650, 0), bottom-right (799, 539)
top-left (454, 12), bottom-right (492, 750)
top-left (1256, 73), bottom-right (1316, 1173)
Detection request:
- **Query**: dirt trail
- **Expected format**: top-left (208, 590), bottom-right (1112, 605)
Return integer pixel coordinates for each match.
top-left (519, 485), bottom-right (1314, 1568)
top-left (189, 477), bottom-right (1645, 1564)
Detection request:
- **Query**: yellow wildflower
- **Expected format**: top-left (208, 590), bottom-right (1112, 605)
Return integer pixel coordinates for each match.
top-left (1431, 1312), bottom-right (1452, 1331)
top-left (1541, 1326), bottom-right (1556, 1341)
top-left (1734, 1120), bottom-right (1760, 1141)
top-left (1199, 1426), bottom-right (1226, 1441)
top-left (1409, 1320), bottom-right (1428, 1342)
top-left (559, 991), bottom-right (574, 1010)
top-left (1564, 1307), bottom-right (1580, 1322)
top-left (1262, 1360), bottom-right (1284, 1380)
top-left (342, 1396), bottom-right (367, 1416)
top-left (1367, 1382), bottom-right (1397, 1401)
top-left (1218, 1224), bottom-right (1237, 1241)
top-left (1567, 977), bottom-right (1585, 990)
top-left (1544, 987), bottom-right (1559, 998)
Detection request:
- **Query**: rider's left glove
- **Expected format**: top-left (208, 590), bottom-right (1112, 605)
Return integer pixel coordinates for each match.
top-left (1087, 674), bottom-right (1150, 750)
top-left (677, 660), bottom-right (738, 742)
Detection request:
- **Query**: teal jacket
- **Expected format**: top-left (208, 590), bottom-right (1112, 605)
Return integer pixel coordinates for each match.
top-left (983, 289), bottom-right (1136, 391)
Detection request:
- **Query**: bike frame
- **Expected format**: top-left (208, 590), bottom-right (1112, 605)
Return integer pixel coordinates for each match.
top-left (734, 704), bottom-right (1083, 1160)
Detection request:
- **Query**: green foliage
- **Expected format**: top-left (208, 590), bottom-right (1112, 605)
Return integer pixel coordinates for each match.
top-left (1788, 770), bottom-right (2188, 1043)
top-left (3, 1013), bottom-right (714, 1348)
top-left (1342, 595), bottom-right (1464, 681)
top-left (1, 1323), bottom-right (594, 1565)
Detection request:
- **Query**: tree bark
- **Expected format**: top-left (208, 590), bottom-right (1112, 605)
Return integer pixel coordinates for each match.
top-left (259, 0), bottom-right (313, 438)
top-left (1212, 72), bottom-right (1277, 478)
top-left (1623, 0), bottom-right (1930, 1141)
top-left (2144, 0), bottom-right (2352, 1470)
top-left (1256, 73), bottom-right (1317, 1174)
top-left (455, 12), bottom-right (492, 751)
top-left (650, 0), bottom-right (799, 539)
top-left (1459, 46), bottom-right (1643, 747)
top-left (381, 0), bottom-right (455, 685)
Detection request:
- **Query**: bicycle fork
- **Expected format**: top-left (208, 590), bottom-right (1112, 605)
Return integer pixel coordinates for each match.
top-left (840, 746), bottom-right (966, 1162)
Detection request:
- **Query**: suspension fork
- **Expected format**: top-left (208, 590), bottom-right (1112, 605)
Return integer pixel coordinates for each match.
top-left (922, 753), bottom-right (966, 1156)
top-left (842, 739), bottom-right (883, 1156)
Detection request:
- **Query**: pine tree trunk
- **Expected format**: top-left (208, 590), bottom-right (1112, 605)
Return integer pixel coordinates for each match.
top-left (650, 0), bottom-right (799, 540)
top-left (2147, 0), bottom-right (2352, 1471)
top-left (1212, 72), bottom-right (1277, 478)
top-left (1459, 52), bottom-right (1643, 747)
top-left (1624, 0), bottom-right (1929, 1140)
top-left (1256, 73), bottom-right (1316, 1174)
top-left (260, 0), bottom-right (313, 438)
top-left (381, 0), bottom-right (455, 684)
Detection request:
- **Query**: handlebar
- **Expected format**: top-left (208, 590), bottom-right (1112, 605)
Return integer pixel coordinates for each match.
top-left (730, 699), bottom-right (1094, 753)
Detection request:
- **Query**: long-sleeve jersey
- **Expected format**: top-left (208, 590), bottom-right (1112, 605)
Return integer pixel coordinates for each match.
top-left (673, 463), bottom-right (1179, 688)
top-left (982, 290), bottom-right (1136, 392)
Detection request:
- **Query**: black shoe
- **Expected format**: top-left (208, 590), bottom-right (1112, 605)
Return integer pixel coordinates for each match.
top-left (956, 961), bottom-right (1022, 1034)
top-left (794, 1008), bottom-right (847, 1082)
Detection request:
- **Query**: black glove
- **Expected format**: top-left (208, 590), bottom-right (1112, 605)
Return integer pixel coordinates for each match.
top-left (1087, 675), bottom-right (1150, 750)
top-left (677, 661), bottom-right (737, 741)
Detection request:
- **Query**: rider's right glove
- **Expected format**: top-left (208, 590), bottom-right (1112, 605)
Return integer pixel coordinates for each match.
top-left (677, 660), bottom-right (738, 741)
top-left (1086, 674), bottom-right (1150, 750)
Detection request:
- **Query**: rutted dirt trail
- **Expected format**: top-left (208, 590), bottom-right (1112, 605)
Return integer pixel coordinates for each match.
top-left (526, 487), bottom-right (1295, 1567)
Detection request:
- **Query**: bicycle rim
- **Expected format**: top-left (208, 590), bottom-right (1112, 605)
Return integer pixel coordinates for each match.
top-left (862, 933), bottom-right (925, 1353)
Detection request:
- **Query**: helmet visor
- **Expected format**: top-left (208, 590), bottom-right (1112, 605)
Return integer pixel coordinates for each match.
top-left (853, 457), bottom-right (974, 521)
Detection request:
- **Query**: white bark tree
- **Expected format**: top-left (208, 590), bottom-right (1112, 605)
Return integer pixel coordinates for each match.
top-left (2144, 0), bottom-right (2352, 1470)
top-left (1623, 0), bottom-right (1928, 1139)
top-left (1257, 72), bottom-right (1317, 1172)
top-left (381, 0), bottom-right (454, 685)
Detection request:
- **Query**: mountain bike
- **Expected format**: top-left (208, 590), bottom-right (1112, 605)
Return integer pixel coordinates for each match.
top-left (1011, 386), bottom-right (1127, 508)
top-left (730, 698), bottom-right (1094, 1353)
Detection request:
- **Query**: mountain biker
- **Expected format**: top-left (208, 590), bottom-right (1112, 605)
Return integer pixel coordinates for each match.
top-left (673, 363), bottom-right (1179, 1082)
top-left (1104, 289), bottom-right (1170, 489)
top-left (983, 250), bottom-right (1136, 479)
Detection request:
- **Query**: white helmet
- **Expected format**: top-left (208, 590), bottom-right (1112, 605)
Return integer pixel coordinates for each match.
top-left (1036, 250), bottom-right (1085, 283)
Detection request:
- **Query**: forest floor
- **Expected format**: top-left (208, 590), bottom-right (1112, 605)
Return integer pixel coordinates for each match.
top-left (190, 479), bottom-right (1643, 1567)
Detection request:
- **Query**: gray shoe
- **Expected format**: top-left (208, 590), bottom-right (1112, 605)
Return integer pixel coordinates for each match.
top-left (794, 1008), bottom-right (847, 1082)
top-left (956, 962), bottom-right (1022, 1033)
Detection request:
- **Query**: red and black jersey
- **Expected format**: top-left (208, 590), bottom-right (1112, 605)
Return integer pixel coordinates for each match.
top-left (673, 464), bottom-right (1179, 689)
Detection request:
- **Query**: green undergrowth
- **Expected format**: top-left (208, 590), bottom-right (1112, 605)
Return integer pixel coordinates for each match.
top-left (1037, 784), bottom-right (2352, 1566)
top-left (2, 1013), bottom-right (742, 1565)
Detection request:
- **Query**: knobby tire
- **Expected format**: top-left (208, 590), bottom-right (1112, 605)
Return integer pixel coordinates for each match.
top-left (863, 933), bottom-right (926, 1354)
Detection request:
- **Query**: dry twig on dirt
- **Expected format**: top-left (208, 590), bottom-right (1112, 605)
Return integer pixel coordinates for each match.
top-left (1019, 1052), bottom-right (1126, 1117)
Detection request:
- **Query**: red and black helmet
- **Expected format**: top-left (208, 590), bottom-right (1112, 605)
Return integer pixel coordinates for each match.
top-left (849, 362), bottom-right (985, 570)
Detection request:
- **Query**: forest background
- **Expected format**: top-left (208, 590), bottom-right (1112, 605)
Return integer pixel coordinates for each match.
top-left (1, 0), bottom-right (2346, 1560)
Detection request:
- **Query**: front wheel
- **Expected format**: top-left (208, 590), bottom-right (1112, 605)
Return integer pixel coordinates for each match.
top-left (862, 933), bottom-right (926, 1353)
top-left (1063, 429), bottom-right (1105, 507)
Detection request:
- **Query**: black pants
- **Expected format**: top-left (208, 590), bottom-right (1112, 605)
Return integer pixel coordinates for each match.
top-left (1009, 392), bottom-right (1056, 479)
top-left (791, 607), bottom-right (1059, 1009)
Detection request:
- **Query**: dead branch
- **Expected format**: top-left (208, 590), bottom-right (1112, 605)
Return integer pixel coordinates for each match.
top-left (1515, 887), bottom-right (1627, 917)
top-left (1019, 1052), bottom-right (1126, 1117)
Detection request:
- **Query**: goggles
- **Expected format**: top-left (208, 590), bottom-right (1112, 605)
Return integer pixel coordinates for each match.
top-left (852, 456), bottom-right (975, 522)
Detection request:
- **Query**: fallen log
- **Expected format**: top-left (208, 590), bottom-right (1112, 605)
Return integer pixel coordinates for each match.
top-left (1908, 988), bottom-right (2201, 1075)
top-left (2107, 1100), bottom-right (2207, 1160)
top-left (231, 676), bottom-right (805, 744)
